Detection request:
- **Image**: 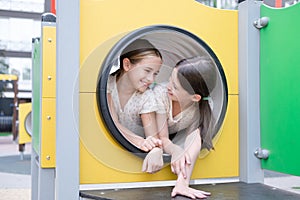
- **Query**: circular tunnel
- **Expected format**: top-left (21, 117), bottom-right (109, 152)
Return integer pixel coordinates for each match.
top-left (0, 116), bottom-right (13, 132)
top-left (24, 111), bottom-right (32, 136)
top-left (96, 25), bottom-right (228, 157)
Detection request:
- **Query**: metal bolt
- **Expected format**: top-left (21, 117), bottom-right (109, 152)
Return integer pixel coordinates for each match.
top-left (46, 156), bottom-right (51, 160)
top-left (47, 116), bottom-right (51, 120)
top-left (253, 17), bottom-right (269, 29)
top-left (47, 76), bottom-right (52, 80)
top-left (48, 38), bottom-right (52, 42)
top-left (254, 148), bottom-right (269, 159)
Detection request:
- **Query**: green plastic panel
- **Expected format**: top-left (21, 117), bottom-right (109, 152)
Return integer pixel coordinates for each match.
top-left (32, 38), bottom-right (41, 154)
top-left (260, 3), bottom-right (300, 176)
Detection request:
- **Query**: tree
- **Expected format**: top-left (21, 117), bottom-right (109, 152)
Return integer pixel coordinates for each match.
top-left (0, 52), bottom-right (9, 74)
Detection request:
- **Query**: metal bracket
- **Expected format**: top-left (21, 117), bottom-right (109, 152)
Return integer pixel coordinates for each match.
top-left (253, 17), bottom-right (269, 29)
top-left (254, 148), bottom-right (269, 159)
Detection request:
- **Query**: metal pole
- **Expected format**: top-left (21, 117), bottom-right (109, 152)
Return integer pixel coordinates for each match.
top-left (238, 0), bottom-right (264, 183)
top-left (56, 1), bottom-right (80, 199)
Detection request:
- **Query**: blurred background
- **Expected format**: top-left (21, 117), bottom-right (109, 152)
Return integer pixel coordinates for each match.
top-left (0, 0), bottom-right (52, 141)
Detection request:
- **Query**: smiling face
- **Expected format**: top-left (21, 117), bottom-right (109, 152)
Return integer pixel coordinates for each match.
top-left (167, 68), bottom-right (197, 105)
top-left (124, 55), bottom-right (162, 93)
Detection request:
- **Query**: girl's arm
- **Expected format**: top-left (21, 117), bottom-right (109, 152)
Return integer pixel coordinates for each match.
top-left (107, 93), bottom-right (159, 152)
top-left (141, 112), bottom-right (163, 173)
top-left (141, 112), bottom-right (162, 148)
top-left (156, 113), bottom-right (179, 154)
top-left (156, 113), bottom-right (190, 178)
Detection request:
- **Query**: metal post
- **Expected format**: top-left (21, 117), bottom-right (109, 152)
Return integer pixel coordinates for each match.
top-left (238, 0), bottom-right (264, 183)
top-left (31, 150), bottom-right (38, 200)
top-left (56, 0), bottom-right (80, 199)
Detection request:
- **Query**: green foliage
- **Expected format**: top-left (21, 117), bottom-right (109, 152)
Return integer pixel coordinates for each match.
top-left (0, 52), bottom-right (9, 74)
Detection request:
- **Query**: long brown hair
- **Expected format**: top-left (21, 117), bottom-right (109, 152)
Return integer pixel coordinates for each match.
top-left (175, 56), bottom-right (216, 150)
top-left (113, 39), bottom-right (162, 78)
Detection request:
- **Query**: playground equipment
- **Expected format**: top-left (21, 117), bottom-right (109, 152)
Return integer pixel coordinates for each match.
top-left (79, 0), bottom-right (238, 185)
top-left (0, 74), bottom-right (18, 139)
top-left (31, 14), bottom-right (56, 200)
top-left (17, 37), bottom-right (37, 156)
top-left (259, 2), bottom-right (300, 176)
top-left (31, 0), bottom-right (300, 199)
top-left (18, 102), bottom-right (32, 158)
top-left (1, 73), bottom-right (32, 156)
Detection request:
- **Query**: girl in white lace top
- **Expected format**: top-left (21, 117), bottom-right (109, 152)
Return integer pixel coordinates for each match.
top-left (107, 38), bottom-right (163, 152)
top-left (143, 56), bottom-right (217, 199)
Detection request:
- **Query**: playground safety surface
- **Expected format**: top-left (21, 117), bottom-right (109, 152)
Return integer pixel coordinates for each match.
top-left (80, 182), bottom-right (300, 200)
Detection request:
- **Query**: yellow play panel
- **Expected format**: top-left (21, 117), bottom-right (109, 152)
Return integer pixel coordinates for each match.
top-left (79, 0), bottom-right (238, 184)
top-left (18, 103), bottom-right (32, 144)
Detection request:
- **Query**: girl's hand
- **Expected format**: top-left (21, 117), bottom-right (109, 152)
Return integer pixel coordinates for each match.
top-left (139, 136), bottom-right (162, 152)
top-left (171, 184), bottom-right (211, 199)
top-left (170, 145), bottom-right (191, 179)
top-left (142, 147), bottom-right (163, 173)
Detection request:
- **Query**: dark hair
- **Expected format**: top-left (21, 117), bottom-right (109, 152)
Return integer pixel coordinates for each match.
top-left (113, 39), bottom-right (162, 78)
top-left (175, 56), bottom-right (216, 150)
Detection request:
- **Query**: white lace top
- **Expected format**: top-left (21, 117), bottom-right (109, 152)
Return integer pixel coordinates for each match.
top-left (153, 83), bottom-right (199, 135)
top-left (107, 75), bottom-right (158, 137)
